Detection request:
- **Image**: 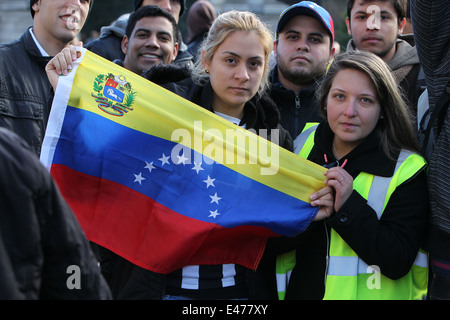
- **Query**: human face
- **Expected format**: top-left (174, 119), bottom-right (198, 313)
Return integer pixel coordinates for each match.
top-left (122, 16), bottom-right (178, 75)
top-left (346, 1), bottom-right (406, 63)
top-left (33, 0), bottom-right (90, 47)
top-left (326, 68), bottom-right (381, 156)
top-left (202, 31), bottom-right (265, 119)
top-left (274, 15), bottom-right (334, 93)
top-left (142, 0), bottom-right (181, 22)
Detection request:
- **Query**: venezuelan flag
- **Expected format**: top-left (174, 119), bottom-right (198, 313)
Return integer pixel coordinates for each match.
top-left (41, 49), bottom-right (326, 274)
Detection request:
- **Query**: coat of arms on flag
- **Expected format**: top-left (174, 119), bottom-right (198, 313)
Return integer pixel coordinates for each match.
top-left (91, 73), bottom-right (136, 116)
top-left (41, 49), bottom-right (327, 274)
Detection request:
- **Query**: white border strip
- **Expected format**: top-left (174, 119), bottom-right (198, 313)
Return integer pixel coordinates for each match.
top-left (40, 47), bottom-right (87, 170)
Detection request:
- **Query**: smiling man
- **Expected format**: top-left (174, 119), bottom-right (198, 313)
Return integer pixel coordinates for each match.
top-left (0, 0), bottom-right (94, 155)
top-left (346, 0), bottom-right (424, 123)
top-left (119, 5), bottom-right (179, 75)
top-left (268, 1), bottom-right (335, 139)
top-left (85, 0), bottom-right (193, 68)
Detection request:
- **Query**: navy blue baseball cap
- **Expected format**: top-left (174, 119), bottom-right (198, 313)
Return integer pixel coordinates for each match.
top-left (276, 1), bottom-right (334, 43)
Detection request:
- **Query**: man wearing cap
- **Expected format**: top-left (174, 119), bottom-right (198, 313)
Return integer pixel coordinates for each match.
top-left (0, 0), bottom-right (94, 156)
top-left (85, 0), bottom-right (193, 68)
top-left (268, 1), bottom-right (335, 140)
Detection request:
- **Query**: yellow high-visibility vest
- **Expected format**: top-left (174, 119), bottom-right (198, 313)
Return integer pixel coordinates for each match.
top-left (276, 124), bottom-right (428, 300)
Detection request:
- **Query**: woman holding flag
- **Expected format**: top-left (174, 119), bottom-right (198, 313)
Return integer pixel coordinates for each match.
top-left (45, 10), bottom-right (334, 300)
top-left (274, 51), bottom-right (429, 300)
top-left (141, 9), bottom-right (334, 300)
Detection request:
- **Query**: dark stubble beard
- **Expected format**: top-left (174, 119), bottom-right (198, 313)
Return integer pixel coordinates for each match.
top-left (276, 54), bottom-right (329, 86)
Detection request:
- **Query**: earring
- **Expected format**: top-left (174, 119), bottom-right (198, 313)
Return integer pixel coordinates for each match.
top-left (205, 69), bottom-right (209, 74)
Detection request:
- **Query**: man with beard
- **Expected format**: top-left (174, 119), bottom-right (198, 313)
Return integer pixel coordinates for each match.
top-left (346, 0), bottom-right (424, 125)
top-left (269, 1), bottom-right (335, 140)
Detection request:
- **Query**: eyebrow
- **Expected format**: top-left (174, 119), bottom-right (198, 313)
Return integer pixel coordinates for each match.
top-left (284, 29), bottom-right (326, 38)
top-left (221, 50), bottom-right (264, 61)
top-left (330, 87), bottom-right (376, 97)
top-left (354, 9), bottom-right (394, 17)
top-left (134, 28), bottom-right (172, 39)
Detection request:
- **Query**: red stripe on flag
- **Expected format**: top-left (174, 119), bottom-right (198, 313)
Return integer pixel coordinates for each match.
top-left (51, 164), bottom-right (274, 273)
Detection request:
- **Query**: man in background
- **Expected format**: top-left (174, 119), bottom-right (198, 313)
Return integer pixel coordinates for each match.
top-left (269, 1), bottom-right (335, 140)
top-left (0, 0), bottom-right (94, 155)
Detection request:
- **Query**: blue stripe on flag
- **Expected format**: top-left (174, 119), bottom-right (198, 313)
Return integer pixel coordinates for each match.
top-left (52, 106), bottom-right (317, 236)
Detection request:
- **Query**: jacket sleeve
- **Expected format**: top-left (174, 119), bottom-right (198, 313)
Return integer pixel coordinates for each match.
top-left (38, 173), bottom-right (112, 299)
top-left (327, 169), bottom-right (429, 280)
top-left (411, 0), bottom-right (450, 100)
top-left (0, 128), bottom-right (111, 299)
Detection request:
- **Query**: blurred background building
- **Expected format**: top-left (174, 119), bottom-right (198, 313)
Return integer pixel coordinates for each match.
top-left (0, 0), bottom-right (350, 50)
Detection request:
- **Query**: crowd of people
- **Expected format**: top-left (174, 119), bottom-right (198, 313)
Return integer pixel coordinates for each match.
top-left (0, 0), bottom-right (448, 301)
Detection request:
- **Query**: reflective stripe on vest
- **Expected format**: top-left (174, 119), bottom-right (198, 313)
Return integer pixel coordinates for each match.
top-left (276, 124), bottom-right (428, 300)
top-left (324, 149), bottom-right (428, 300)
top-left (293, 123), bottom-right (319, 155)
top-left (276, 124), bottom-right (319, 300)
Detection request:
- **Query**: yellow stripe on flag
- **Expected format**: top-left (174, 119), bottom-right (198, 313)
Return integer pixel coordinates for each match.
top-left (68, 50), bottom-right (326, 203)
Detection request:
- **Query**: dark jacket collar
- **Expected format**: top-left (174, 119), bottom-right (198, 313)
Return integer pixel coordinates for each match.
top-left (23, 28), bottom-right (52, 66)
top-left (188, 79), bottom-right (281, 131)
top-left (309, 121), bottom-right (398, 178)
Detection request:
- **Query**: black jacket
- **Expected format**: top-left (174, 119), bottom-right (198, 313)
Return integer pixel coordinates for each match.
top-left (104, 64), bottom-right (293, 299)
top-left (254, 121), bottom-right (429, 299)
top-left (0, 128), bottom-right (111, 299)
top-left (267, 67), bottom-right (325, 140)
top-left (412, 0), bottom-right (450, 262)
top-left (0, 28), bottom-right (54, 156)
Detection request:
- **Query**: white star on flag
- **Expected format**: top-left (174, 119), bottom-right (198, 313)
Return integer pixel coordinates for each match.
top-left (209, 192), bottom-right (221, 204)
top-left (132, 151), bottom-right (225, 220)
top-left (144, 161), bottom-right (155, 173)
top-left (159, 153), bottom-right (170, 166)
top-left (133, 172), bottom-right (146, 185)
top-left (176, 153), bottom-right (189, 165)
top-left (208, 209), bottom-right (220, 219)
top-left (192, 162), bottom-right (204, 174)
top-left (203, 175), bottom-right (215, 188)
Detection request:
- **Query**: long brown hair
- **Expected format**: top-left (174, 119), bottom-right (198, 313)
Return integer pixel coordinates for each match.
top-left (317, 51), bottom-right (420, 159)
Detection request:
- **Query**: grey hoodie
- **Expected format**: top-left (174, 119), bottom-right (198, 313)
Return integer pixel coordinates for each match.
top-left (347, 38), bottom-right (420, 82)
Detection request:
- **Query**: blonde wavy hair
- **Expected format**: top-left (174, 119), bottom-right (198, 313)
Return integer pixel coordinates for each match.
top-left (191, 10), bottom-right (274, 97)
